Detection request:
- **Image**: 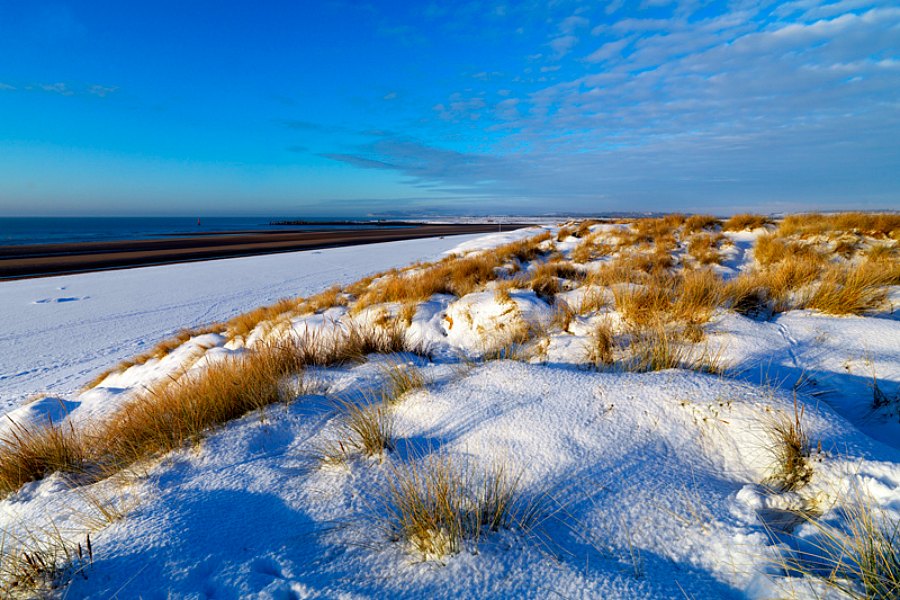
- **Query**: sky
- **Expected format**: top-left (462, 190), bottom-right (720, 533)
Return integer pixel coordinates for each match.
top-left (0, 1), bottom-right (898, 217)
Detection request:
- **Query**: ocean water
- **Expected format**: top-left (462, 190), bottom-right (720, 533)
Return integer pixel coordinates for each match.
top-left (0, 217), bottom-right (406, 246)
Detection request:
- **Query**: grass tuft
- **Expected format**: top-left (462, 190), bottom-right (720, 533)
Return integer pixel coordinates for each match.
top-left (99, 339), bottom-right (308, 469)
top-left (0, 419), bottom-right (87, 497)
top-left (722, 214), bottom-right (773, 231)
top-left (321, 394), bottom-right (395, 464)
top-left (764, 397), bottom-right (812, 492)
top-left (380, 454), bottom-right (537, 559)
top-left (1, 528), bottom-right (93, 597)
top-left (784, 488), bottom-right (900, 599)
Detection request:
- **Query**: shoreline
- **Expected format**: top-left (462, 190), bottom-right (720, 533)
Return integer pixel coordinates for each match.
top-left (0, 224), bottom-right (528, 280)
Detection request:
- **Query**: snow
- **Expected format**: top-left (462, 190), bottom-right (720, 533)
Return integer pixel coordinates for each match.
top-left (2, 222), bottom-right (900, 599)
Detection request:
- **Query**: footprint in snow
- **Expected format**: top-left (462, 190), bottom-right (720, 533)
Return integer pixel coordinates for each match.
top-left (33, 296), bottom-right (89, 304)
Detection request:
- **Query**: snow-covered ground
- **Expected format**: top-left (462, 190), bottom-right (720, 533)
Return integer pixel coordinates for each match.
top-left (0, 234), bottom-right (488, 413)
top-left (2, 222), bottom-right (899, 599)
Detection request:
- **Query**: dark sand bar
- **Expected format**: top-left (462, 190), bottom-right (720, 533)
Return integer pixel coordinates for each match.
top-left (0, 224), bottom-right (527, 280)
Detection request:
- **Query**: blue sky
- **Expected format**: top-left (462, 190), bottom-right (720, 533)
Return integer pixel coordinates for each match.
top-left (0, 1), bottom-right (898, 216)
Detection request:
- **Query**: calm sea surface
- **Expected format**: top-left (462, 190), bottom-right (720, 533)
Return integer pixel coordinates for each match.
top-left (0, 217), bottom-right (408, 246)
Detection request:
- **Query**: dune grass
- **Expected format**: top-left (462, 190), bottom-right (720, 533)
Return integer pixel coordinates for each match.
top-left (586, 320), bottom-right (615, 368)
top-left (764, 397), bottom-right (812, 493)
top-left (1, 528), bottom-right (93, 597)
top-left (783, 488), bottom-right (900, 599)
top-left (0, 420), bottom-right (88, 496)
top-left (778, 213), bottom-right (900, 239)
top-left (683, 214), bottom-right (720, 234)
top-left (722, 214), bottom-right (773, 231)
top-left (379, 453), bottom-right (538, 559)
top-left (320, 393), bottom-right (395, 464)
top-left (98, 339), bottom-right (309, 469)
top-left (805, 262), bottom-right (894, 315)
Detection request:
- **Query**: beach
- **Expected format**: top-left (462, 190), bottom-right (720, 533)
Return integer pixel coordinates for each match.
top-left (0, 223), bottom-right (522, 279)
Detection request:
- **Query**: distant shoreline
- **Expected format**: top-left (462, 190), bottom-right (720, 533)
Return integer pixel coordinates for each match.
top-left (0, 223), bottom-right (529, 280)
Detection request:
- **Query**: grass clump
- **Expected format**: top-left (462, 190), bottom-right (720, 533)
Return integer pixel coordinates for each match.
top-left (0, 420), bottom-right (87, 497)
top-left (805, 262), bottom-right (894, 315)
top-left (778, 212), bottom-right (900, 239)
top-left (785, 489), bottom-right (900, 599)
top-left (687, 232), bottom-right (726, 265)
top-left (321, 394), bottom-right (395, 464)
top-left (380, 360), bottom-right (427, 403)
top-left (754, 234), bottom-right (825, 267)
top-left (723, 214), bottom-right (772, 231)
top-left (99, 340), bottom-right (308, 468)
top-left (672, 268), bottom-right (723, 324)
top-left (226, 296), bottom-right (299, 340)
top-left (586, 320), bottom-right (615, 368)
top-left (380, 454), bottom-right (537, 559)
top-left (683, 214), bottom-right (720, 234)
top-left (764, 397), bottom-right (812, 492)
top-left (1, 529), bottom-right (93, 597)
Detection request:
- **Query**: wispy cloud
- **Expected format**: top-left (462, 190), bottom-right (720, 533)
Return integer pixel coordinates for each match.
top-left (0, 82), bottom-right (118, 98)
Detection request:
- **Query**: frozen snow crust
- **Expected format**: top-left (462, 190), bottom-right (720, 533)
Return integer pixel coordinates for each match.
top-left (2, 216), bottom-right (899, 598)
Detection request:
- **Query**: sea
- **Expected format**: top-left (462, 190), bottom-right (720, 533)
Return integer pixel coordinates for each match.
top-left (0, 217), bottom-right (412, 247)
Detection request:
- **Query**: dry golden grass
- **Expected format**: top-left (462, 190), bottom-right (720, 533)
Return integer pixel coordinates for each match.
top-left (764, 397), bottom-right (812, 492)
top-left (833, 237), bottom-right (860, 259)
top-left (753, 234), bottom-right (826, 267)
top-left (570, 235), bottom-right (613, 263)
top-left (672, 268), bottom-right (723, 324)
top-left (556, 226), bottom-right (574, 242)
top-left (586, 320), bottom-right (615, 368)
top-left (293, 320), bottom-right (410, 366)
top-left (303, 285), bottom-right (346, 314)
top-left (723, 272), bottom-right (771, 316)
top-left (804, 261), bottom-right (894, 315)
top-left (98, 339), bottom-right (309, 469)
top-left (576, 287), bottom-right (609, 315)
top-left (226, 297), bottom-right (299, 340)
top-left (0, 419), bottom-right (87, 496)
top-left (525, 261), bottom-right (583, 303)
top-left (687, 232), bottom-right (726, 265)
top-left (351, 232), bottom-right (552, 313)
top-left (783, 488), bottom-right (900, 599)
top-left (379, 360), bottom-right (426, 403)
top-left (613, 280), bottom-right (674, 327)
top-left (320, 394), bottom-right (394, 464)
top-left (683, 214), bottom-right (720, 234)
top-left (722, 214), bottom-right (772, 231)
top-left (551, 301), bottom-right (576, 332)
top-left (575, 220), bottom-right (602, 238)
top-left (624, 321), bottom-right (696, 372)
top-left (866, 243), bottom-right (898, 263)
top-left (1, 528), bottom-right (93, 597)
top-left (778, 212), bottom-right (900, 239)
top-left (379, 454), bottom-right (536, 559)
top-left (617, 249), bottom-right (674, 276)
top-left (587, 261), bottom-right (644, 286)
top-left (725, 256), bottom-right (824, 315)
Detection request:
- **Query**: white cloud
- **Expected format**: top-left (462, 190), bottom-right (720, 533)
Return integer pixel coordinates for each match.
top-left (549, 34), bottom-right (579, 58)
top-left (584, 38), bottom-right (631, 63)
top-left (559, 15), bottom-right (589, 34)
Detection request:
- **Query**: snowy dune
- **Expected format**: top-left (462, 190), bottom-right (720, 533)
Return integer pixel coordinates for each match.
top-left (2, 219), bottom-right (900, 599)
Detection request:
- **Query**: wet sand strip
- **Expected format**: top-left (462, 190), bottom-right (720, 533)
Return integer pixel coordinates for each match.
top-left (0, 224), bottom-right (527, 280)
